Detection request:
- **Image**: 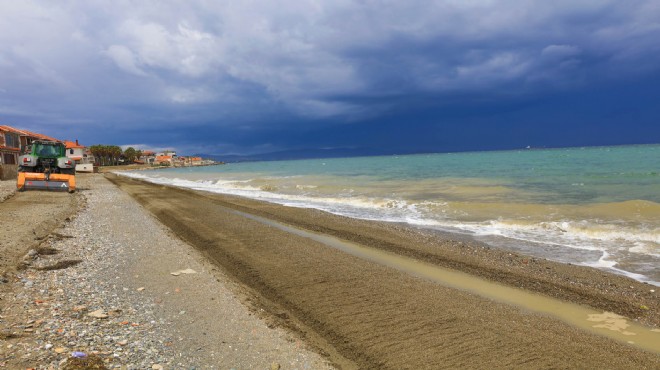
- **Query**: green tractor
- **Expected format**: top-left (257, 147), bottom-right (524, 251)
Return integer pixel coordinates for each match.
top-left (17, 140), bottom-right (76, 192)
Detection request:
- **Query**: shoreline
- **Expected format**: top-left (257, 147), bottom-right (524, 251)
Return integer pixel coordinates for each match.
top-left (117, 166), bottom-right (660, 288)
top-left (108, 174), bottom-right (659, 368)
top-left (110, 173), bottom-right (660, 329)
top-left (1, 174), bottom-right (658, 368)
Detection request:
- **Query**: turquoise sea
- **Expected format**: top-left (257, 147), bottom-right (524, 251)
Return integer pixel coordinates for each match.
top-left (123, 145), bottom-right (660, 285)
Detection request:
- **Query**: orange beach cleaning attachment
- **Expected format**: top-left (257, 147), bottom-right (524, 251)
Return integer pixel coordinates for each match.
top-left (17, 172), bottom-right (76, 193)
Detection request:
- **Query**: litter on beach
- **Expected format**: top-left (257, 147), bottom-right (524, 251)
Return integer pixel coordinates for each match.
top-left (170, 268), bottom-right (197, 276)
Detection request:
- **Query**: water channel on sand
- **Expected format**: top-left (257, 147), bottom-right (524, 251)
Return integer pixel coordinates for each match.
top-left (109, 174), bottom-right (660, 368)
top-left (237, 209), bottom-right (660, 354)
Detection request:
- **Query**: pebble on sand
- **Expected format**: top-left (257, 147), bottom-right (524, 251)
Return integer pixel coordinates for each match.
top-left (87, 310), bottom-right (109, 319)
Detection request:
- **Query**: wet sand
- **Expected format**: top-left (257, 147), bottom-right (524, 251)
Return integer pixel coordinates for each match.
top-left (107, 173), bottom-right (659, 369)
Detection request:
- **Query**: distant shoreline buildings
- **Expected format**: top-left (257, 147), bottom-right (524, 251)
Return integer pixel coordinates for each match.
top-left (0, 124), bottom-right (216, 180)
top-left (141, 150), bottom-right (216, 167)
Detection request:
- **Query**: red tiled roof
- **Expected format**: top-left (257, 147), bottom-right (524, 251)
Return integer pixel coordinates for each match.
top-left (0, 126), bottom-right (21, 150)
top-left (0, 125), bottom-right (21, 138)
top-left (64, 140), bottom-right (85, 149)
top-left (0, 125), bottom-right (60, 142)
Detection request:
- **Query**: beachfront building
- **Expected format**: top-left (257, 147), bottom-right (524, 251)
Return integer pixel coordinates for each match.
top-left (0, 126), bottom-right (21, 180)
top-left (138, 150), bottom-right (156, 165)
top-left (155, 155), bottom-right (173, 166)
top-left (155, 150), bottom-right (177, 158)
top-left (153, 150), bottom-right (177, 166)
top-left (189, 156), bottom-right (203, 166)
top-left (167, 155), bottom-right (205, 167)
top-left (64, 140), bottom-right (95, 173)
top-left (2, 125), bottom-right (60, 149)
top-left (139, 150), bottom-right (209, 167)
top-left (13, 126), bottom-right (60, 152)
top-left (173, 156), bottom-right (186, 166)
top-left (64, 140), bottom-right (85, 162)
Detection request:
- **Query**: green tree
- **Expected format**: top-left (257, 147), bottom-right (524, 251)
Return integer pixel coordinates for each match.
top-left (110, 146), bottom-right (122, 165)
top-left (102, 145), bottom-right (112, 166)
top-left (89, 145), bottom-right (99, 165)
top-left (99, 145), bottom-right (111, 166)
top-left (90, 145), bottom-right (106, 166)
top-left (124, 147), bottom-right (137, 164)
top-left (90, 144), bottom-right (122, 166)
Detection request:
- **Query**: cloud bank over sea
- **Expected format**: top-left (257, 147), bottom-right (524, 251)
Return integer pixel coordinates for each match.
top-left (1, 1), bottom-right (659, 154)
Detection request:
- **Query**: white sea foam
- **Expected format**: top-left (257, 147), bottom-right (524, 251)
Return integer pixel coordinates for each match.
top-left (582, 251), bottom-right (618, 269)
top-left (469, 220), bottom-right (660, 250)
top-left (116, 171), bottom-right (660, 286)
top-left (581, 252), bottom-right (660, 286)
top-left (629, 242), bottom-right (660, 258)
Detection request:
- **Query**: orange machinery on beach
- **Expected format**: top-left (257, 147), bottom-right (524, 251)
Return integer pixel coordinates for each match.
top-left (16, 171), bottom-right (76, 193)
top-left (15, 140), bottom-right (76, 193)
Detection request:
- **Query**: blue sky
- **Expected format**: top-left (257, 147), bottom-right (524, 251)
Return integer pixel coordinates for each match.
top-left (1, 1), bottom-right (659, 156)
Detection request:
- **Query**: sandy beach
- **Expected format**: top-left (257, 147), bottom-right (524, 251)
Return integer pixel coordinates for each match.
top-left (1, 174), bottom-right (659, 368)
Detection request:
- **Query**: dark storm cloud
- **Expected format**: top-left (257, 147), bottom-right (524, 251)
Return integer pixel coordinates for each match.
top-left (1, 1), bottom-right (659, 154)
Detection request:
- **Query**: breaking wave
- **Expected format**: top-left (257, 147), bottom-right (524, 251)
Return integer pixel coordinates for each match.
top-left (117, 171), bottom-right (660, 286)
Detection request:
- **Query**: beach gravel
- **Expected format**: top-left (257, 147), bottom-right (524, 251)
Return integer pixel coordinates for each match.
top-left (0, 180), bottom-right (14, 202)
top-left (0, 175), bottom-right (331, 369)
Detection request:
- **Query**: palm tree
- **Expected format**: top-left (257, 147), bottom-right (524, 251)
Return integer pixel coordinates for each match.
top-left (90, 144), bottom-right (116, 166)
top-left (113, 146), bottom-right (122, 165)
top-left (100, 145), bottom-right (109, 166)
top-left (99, 145), bottom-right (109, 166)
top-left (90, 145), bottom-right (103, 166)
top-left (124, 147), bottom-right (137, 164)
